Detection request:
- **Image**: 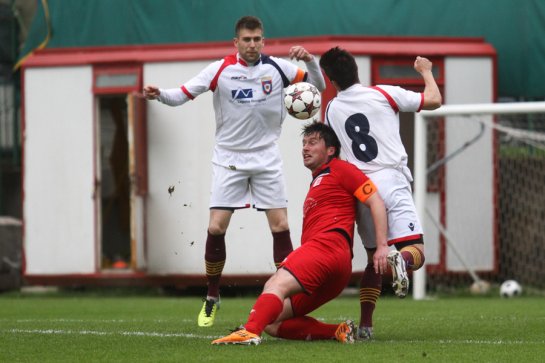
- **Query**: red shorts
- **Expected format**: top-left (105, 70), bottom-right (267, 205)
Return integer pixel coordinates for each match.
top-left (282, 231), bottom-right (352, 317)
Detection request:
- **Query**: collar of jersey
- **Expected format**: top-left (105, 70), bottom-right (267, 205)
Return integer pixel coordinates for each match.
top-left (237, 53), bottom-right (262, 67)
top-left (312, 159), bottom-right (334, 179)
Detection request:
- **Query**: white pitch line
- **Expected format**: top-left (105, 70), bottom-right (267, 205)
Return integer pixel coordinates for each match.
top-left (4, 329), bottom-right (217, 339)
top-left (3, 329), bottom-right (544, 345)
top-left (0, 318), bottom-right (196, 323)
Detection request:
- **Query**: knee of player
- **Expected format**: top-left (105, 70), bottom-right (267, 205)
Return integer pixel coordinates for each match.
top-left (400, 242), bottom-right (425, 270)
top-left (263, 270), bottom-right (299, 298)
top-left (265, 209), bottom-right (289, 232)
top-left (270, 223), bottom-right (290, 233)
top-left (207, 225), bottom-right (228, 235)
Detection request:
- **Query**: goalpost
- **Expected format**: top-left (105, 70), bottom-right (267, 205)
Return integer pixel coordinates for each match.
top-left (413, 101), bottom-right (545, 300)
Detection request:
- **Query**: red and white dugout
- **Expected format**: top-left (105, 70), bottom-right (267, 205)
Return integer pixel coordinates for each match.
top-left (20, 36), bottom-right (496, 287)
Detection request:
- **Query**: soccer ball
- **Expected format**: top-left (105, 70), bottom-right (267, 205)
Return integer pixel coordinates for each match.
top-left (500, 280), bottom-right (522, 298)
top-left (284, 82), bottom-right (321, 120)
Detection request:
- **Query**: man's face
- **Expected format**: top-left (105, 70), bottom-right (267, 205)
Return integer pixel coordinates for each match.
top-left (234, 28), bottom-right (264, 64)
top-left (302, 133), bottom-right (335, 172)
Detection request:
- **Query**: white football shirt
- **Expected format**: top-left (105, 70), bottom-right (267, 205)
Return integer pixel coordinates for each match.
top-left (181, 53), bottom-right (306, 151)
top-left (325, 84), bottom-right (423, 174)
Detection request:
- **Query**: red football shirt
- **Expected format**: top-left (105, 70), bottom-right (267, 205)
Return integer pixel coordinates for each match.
top-left (301, 158), bottom-right (376, 249)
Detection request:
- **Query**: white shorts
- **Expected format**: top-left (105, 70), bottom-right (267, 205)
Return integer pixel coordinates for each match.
top-left (209, 144), bottom-right (288, 210)
top-left (356, 168), bottom-right (423, 249)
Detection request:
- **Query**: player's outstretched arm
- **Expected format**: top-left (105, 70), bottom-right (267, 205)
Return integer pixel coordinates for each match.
top-left (143, 86), bottom-right (189, 107)
top-left (289, 45), bottom-right (326, 91)
top-left (414, 56), bottom-right (442, 110)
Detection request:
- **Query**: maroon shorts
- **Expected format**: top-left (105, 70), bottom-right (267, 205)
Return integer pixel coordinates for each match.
top-left (282, 231), bottom-right (352, 317)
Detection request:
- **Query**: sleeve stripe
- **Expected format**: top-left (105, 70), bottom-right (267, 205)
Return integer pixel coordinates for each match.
top-left (292, 68), bottom-right (306, 84)
top-left (209, 54), bottom-right (237, 92)
top-left (371, 86), bottom-right (399, 113)
top-left (353, 179), bottom-right (377, 203)
top-left (181, 86), bottom-right (194, 100)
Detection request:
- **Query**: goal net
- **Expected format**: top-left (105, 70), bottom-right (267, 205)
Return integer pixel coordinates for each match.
top-left (412, 101), bottom-right (545, 298)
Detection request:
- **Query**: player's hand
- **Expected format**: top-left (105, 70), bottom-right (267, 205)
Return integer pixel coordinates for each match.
top-left (373, 244), bottom-right (390, 274)
top-left (414, 56), bottom-right (433, 74)
top-left (289, 45), bottom-right (313, 62)
top-left (143, 85), bottom-right (161, 100)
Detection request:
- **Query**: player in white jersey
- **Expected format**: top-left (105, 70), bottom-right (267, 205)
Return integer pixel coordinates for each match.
top-left (319, 47), bottom-right (441, 340)
top-left (143, 16), bottom-right (326, 327)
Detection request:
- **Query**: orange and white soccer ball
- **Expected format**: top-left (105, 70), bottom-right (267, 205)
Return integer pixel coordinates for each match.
top-left (284, 82), bottom-right (321, 120)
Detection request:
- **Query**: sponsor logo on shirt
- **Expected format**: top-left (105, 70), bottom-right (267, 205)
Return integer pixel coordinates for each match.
top-left (231, 76), bottom-right (247, 80)
top-left (312, 168), bottom-right (330, 187)
top-left (231, 88), bottom-right (254, 99)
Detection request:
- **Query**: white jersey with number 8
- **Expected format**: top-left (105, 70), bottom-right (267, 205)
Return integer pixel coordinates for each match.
top-left (325, 83), bottom-right (424, 245)
top-left (325, 84), bottom-right (423, 178)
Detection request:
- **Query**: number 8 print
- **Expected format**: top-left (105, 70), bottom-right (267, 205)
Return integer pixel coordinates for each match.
top-left (345, 113), bottom-right (378, 162)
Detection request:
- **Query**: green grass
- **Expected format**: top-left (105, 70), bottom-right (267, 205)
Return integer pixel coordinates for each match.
top-left (1, 290), bottom-right (544, 362)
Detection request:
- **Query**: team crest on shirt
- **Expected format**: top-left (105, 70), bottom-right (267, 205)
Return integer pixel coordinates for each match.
top-left (261, 77), bottom-right (272, 94)
top-left (312, 169), bottom-right (330, 188)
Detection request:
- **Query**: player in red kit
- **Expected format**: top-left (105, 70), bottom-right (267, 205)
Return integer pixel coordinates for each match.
top-left (211, 122), bottom-right (388, 345)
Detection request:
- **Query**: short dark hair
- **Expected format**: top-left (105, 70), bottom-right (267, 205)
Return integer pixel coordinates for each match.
top-left (319, 47), bottom-right (359, 90)
top-left (302, 122), bottom-right (341, 158)
top-left (235, 16), bottom-right (264, 36)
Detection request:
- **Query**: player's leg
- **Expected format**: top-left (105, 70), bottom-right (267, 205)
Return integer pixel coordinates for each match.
top-left (198, 208), bottom-right (233, 327)
top-left (211, 268), bottom-right (302, 345)
top-left (387, 237), bottom-right (425, 298)
top-left (357, 248), bottom-right (381, 340)
top-left (265, 233), bottom-right (355, 343)
top-left (199, 161), bottom-right (250, 327)
top-left (385, 171), bottom-right (425, 297)
top-left (265, 208), bottom-right (293, 268)
top-left (266, 291), bottom-right (356, 344)
top-left (391, 239), bottom-right (425, 274)
top-left (267, 316), bottom-right (355, 343)
top-left (251, 147), bottom-right (293, 268)
top-left (206, 208), bottom-right (233, 296)
top-left (355, 203), bottom-right (381, 340)
top-left (369, 168), bottom-right (424, 298)
top-left (212, 233), bottom-right (353, 345)
top-left (396, 241), bottom-right (425, 271)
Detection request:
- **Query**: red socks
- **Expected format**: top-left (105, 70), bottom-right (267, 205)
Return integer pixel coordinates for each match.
top-left (276, 316), bottom-right (338, 340)
top-left (244, 293), bottom-right (284, 336)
